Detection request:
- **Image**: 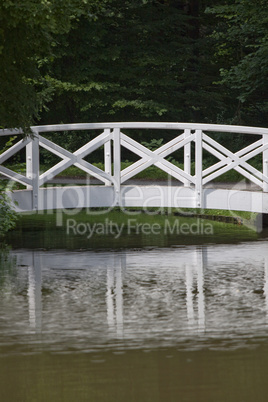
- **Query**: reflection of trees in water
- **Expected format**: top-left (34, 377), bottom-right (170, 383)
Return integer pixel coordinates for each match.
top-left (264, 257), bottom-right (268, 323)
top-left (0, 244), bottom-right (17, 289)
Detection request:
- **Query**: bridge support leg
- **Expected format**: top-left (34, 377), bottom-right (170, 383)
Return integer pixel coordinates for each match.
top-left (184, 129), bottom-right (191, 187)
top-left (263, 134), bottom-right (268, 192)
top-left (195, 129), bottom-right (203, 209)
top-left (26, 133), bottom-right (39, 210)
top-left (113, 128), bottom-right (121, 206)
top-left (104, 130), bottom-right (112, 186)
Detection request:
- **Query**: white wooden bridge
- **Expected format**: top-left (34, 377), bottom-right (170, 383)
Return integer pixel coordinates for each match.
top-left (1, 122), bottom-right (268, 214)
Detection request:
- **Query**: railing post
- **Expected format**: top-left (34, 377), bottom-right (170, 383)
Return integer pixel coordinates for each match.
top-left (263, 134), bottom-right (268, 192)
top-left (26, 131), bottom-right (40, 210)
top-left (104, 129), bottom-right (112, 186)
top-left (113, 128), bottom-right (121, 205)
top-left (184, 129), bottom-right (191, 187)
top-left (195, 129), bottom-right (203, 208)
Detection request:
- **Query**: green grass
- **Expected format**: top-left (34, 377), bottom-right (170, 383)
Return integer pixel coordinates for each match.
top-left (9, 208), bottom-right (259, 250)
top-left (2, 159), bottom-right (262, 183)
top-left (176, 208), bottom-right (255, 220)
top-left (50, 161), bottom-right (247, 182)
top-left (15, 207), bottom-right (258, 231)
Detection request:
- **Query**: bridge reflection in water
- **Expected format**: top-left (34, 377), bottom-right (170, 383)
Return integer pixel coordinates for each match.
top-left (9, 242), bottom-right (268, 350)
top-left (106, 254), bottom-right (125, 337)
top-left (27, 253), bottom-right (42, 331)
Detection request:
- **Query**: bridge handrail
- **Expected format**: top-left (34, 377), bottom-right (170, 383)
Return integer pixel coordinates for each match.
top-left (1, 122), bottom-right (268, 136)
top-left (1, 122), bottom-right (268, 211)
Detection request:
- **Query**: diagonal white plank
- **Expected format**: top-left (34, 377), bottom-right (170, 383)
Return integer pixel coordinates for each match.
top-left (120, 131), bottom-right (195, 183)
top-left (202, 134), bottom-right (268, 187)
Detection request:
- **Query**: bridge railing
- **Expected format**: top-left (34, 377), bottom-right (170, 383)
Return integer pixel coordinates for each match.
top-left (1, 122), bottom-right (268, 210)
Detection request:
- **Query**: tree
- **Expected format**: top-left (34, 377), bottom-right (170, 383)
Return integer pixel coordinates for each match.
top-left (0, 0), bottom-right (96, 130)
top-left (207, 0), bottom-right (268, 126)
top-left (41, 0), bottom-right (224, 128)
top-left (2, 0), bottom-right (242, 135)
top-left (0, 182), bottom-right (17, 237)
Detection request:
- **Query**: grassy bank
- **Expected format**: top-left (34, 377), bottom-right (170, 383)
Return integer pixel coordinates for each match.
top-left (7, 207), bottom-right (260, 249)
top-left (13, 207), bottom-right (259, 234)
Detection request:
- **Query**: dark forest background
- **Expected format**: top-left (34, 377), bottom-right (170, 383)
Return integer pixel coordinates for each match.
top-left (1, 0), bottom-right (267, 133)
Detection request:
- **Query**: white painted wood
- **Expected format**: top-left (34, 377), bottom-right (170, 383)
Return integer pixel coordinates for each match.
top-left (39, 134), bottom-right (114, 185)
top-left (155, 158), bottom-right (194, 184)
top-left (104, 130), bottom-right (112, 186)
top-left (2, 122), bottom-right (268, 214)
top-left (121, 159), bottom-right (151, 183)
top-left (195, 130), bottom-right (203, 208)
top-left (263, 135), bottom-right (268, 192)
top-left (39, 135), bottom-right (76, 184)
top-left (8, 185), bottom-right (268, 214)
top-left (121, 133), bottom-right (153, 158)
top-left (202, 140), bottom-right (264, 187)
top-left (73, 130), bottom-right (112, 159)
top-left (11, 122), bottom-right (268, 136)
top-left (120, 134), bottom-right (162, 182)
top-left (113, 128), bottom-right (121, 205)
top-left (39, 135), bottom-right (75, 159)
top-left (39, 158), bottom-right (73, 185)
top-left (0, 128), bottom-right (24, 136)
top-left (9, 186), bottom-right (115, 211)
top-left (184, 129), bottom-right (191, 187)
top-left (202, 134), bottom-right (268, 187)
top-left (0, 137), bottom-right (30, 164)
top-left (120, 132), bottom-right (195, 184)
top-left (120, 150), bottom-right (193, 184)
top-left (202, 139), bottom-right (263, 178)
top-left (74, 159), bottom-right (114, 184)
top-left (26, 133), bottom-right (40, 210)
top-left (0, 165), bottom-right (31, 186)
top-left (154, 132), bottom-right (194, 158)
top-left (236, 138), bottom-right (264, 155)
top-left (26, 141), bottom-right (34, 189)
top-left (121, 131), bottom-right (194, 161)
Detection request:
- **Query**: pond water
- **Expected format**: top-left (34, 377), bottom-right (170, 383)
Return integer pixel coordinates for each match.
top-left (1, 222), bottom-right (268, 401)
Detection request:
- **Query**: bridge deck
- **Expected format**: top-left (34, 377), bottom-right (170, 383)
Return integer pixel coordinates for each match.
top-left (42, 177), bottom-right (262, 191)
top-left (7, 181), bottom-right (268, 215)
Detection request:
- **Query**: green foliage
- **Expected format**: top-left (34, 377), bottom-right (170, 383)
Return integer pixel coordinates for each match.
top-left (42, 0), bottom-right (223, 125)
top-left (1, 0), bottom-right (267, 139)
top-left (0, 181), bottom-right (17, 237)
top-left (0, 0), bottom-right (97, 131)
top-left (141, 138), bottom-right (164, 151)
top-left (207, 0), bottom-right (268, 126)
top-left (0, 136), bottom-right (17, 154)
top-left (0, 135), bottom-right (18, 236)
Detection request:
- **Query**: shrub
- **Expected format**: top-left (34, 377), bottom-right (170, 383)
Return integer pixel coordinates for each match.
top-left (0, 182), bottom-right (17, 237)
